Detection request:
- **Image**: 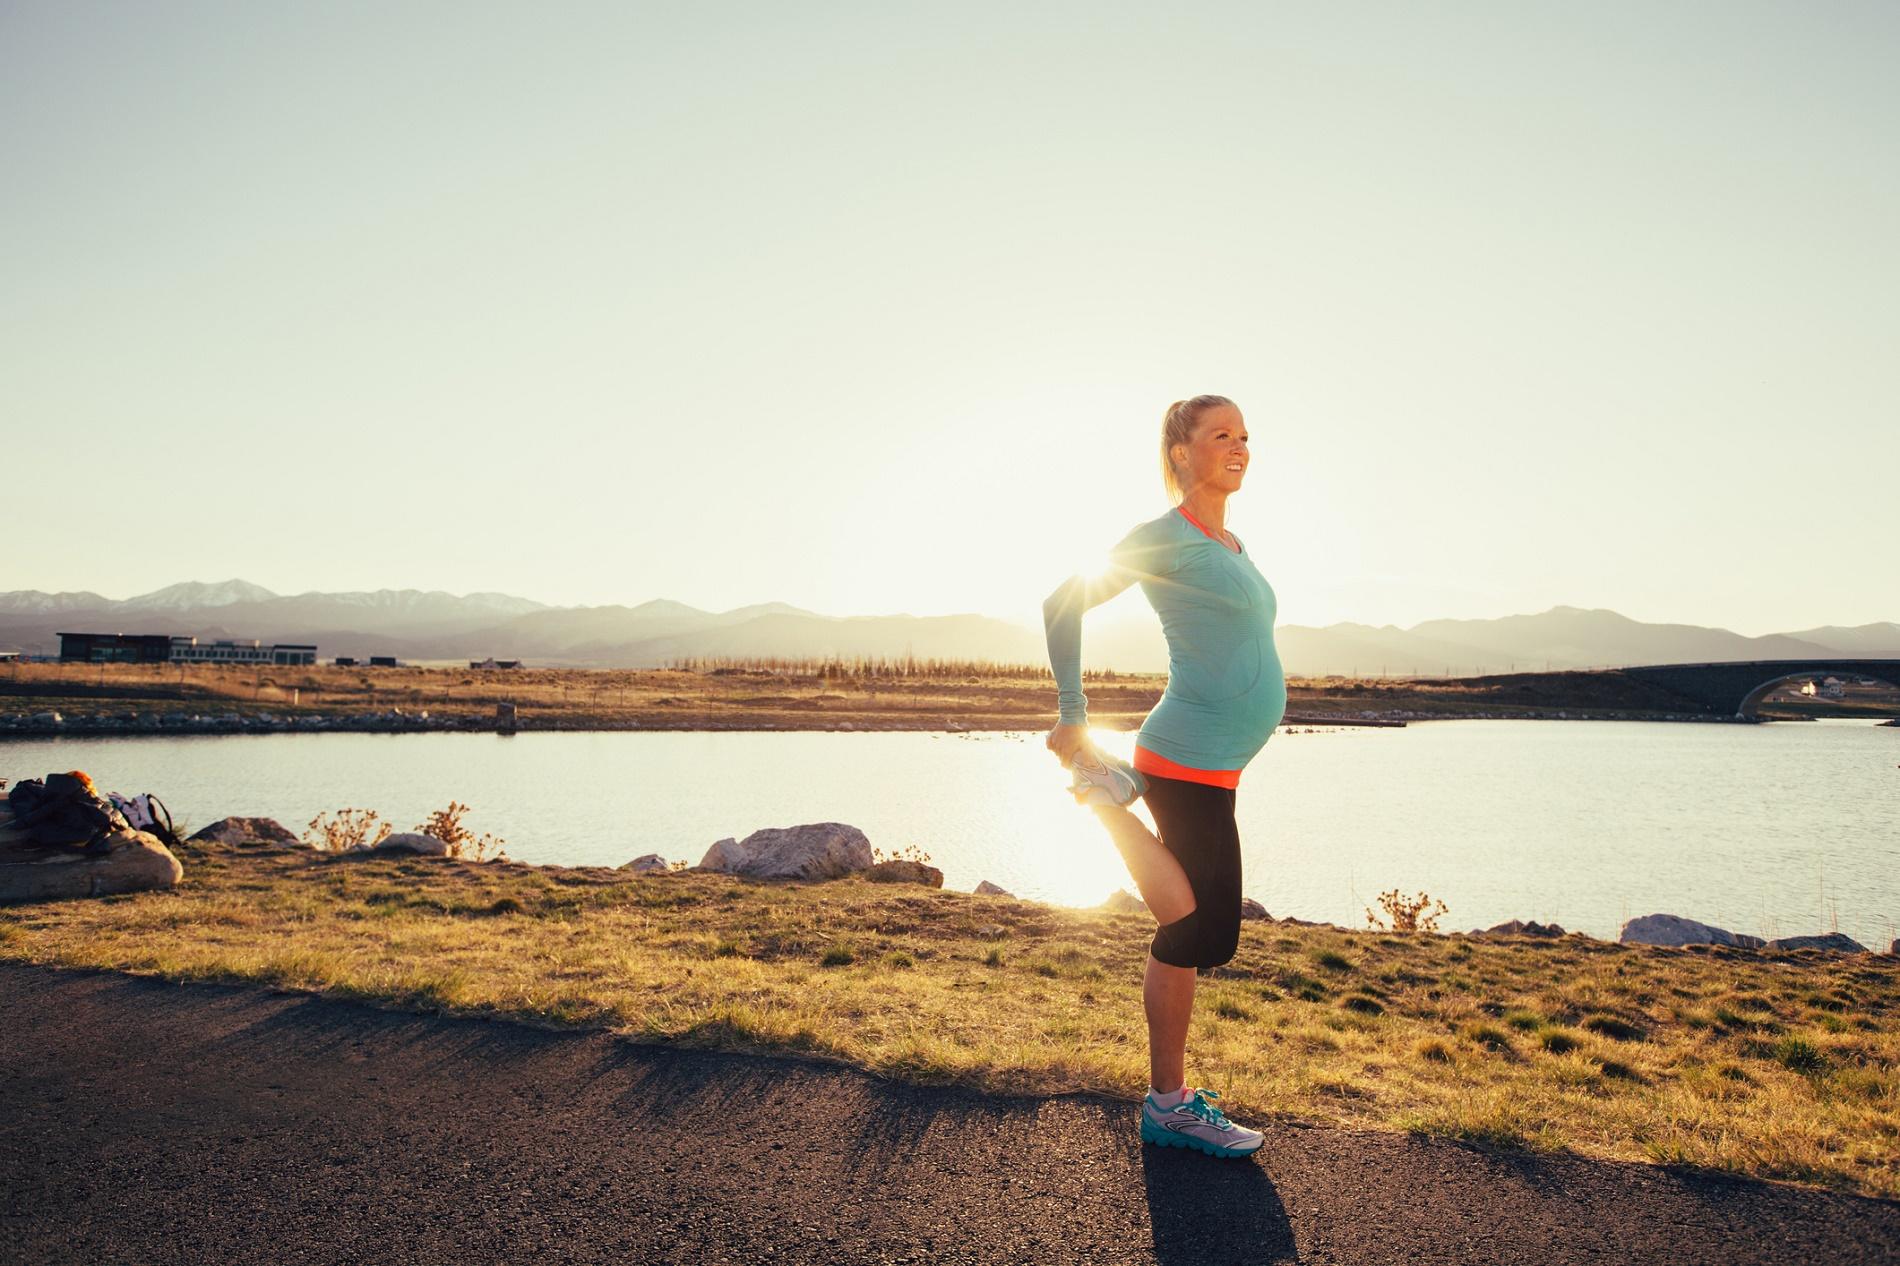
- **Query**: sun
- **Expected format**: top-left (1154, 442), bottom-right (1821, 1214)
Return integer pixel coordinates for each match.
top-left (1071, 551), bottom-right (1117, 588)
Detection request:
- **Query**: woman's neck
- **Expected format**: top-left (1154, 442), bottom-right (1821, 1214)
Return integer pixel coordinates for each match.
top-left (1179, 492), bottom-right (1228, 534)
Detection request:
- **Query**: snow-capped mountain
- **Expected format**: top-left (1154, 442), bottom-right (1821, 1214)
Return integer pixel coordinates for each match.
top-left (281, 589), bottom-right (547, 618)
top-left (118, 579), bottom-right (281, 611)
top-left (0, 589), bottom-right (113, 615)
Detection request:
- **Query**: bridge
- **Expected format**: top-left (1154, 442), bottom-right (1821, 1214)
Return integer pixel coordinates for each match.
top-left (1620, 659), bottom-right (1900, 720)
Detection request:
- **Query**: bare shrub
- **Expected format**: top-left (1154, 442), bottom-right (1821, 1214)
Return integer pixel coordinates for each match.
top-left (1365, 888), bottom-right (1448, 933)
top-left (304, 808), bottom-right (392, 852)
top-left (414, 800), bottom-right (507, 861)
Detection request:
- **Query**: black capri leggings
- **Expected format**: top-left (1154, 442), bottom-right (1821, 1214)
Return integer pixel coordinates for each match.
top-left (1140, 773), bottom-right (1243, 970)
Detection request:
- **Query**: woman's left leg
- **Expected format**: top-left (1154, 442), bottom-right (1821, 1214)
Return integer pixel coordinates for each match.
top-left (1141, 779), bottom-right (1244, 1086)
top-left (1144, 951), bottom-right (1196, 1091)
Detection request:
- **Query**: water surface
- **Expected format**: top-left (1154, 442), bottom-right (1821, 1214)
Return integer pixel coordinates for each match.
top-left (4, 719), bottom-right (1895, 945)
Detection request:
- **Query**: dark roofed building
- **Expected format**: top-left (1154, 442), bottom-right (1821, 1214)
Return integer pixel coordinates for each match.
top-left (58, 632), bottom-right (174, 664)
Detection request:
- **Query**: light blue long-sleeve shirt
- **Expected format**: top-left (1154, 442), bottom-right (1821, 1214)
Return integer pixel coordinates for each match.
top-left (1043, 505), bottom-right (1287, 775)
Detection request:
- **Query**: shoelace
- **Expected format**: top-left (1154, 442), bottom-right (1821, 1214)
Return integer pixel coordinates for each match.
top-left (1180, 1088), bottom-right (1234, 1129)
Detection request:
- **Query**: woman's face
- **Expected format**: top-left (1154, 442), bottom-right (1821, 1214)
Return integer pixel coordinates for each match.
top-left (1173, 403), bottom-right (1248, 496)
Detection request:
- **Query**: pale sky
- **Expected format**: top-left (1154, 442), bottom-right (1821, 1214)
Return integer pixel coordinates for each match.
top-left (4, 1), bottom-right (1894, 638)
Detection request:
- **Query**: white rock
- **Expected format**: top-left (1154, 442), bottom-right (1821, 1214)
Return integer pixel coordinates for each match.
top-left (373, 832), bottom-right (452, 857)
top-left (698, 837), bottom-right (750, 871)
top-left (0, 830), bottom-right (183, 904)
top-left (188, 816), bottom-right (305, 849)
top-left (697, 822), bottom-right (872, 881)
top-left (1619, 913), bottom-right (1763, 948)
top-left (620, 853), bottom-right (672, 873)
top-left (1767, 933), bottom-right (1866, 953)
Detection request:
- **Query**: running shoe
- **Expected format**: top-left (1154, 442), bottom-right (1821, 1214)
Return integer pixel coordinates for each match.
top-left (1139, 1087), bottom-right (1264, 1158)
top-left (1068, 746), bottom-right (1148, 808)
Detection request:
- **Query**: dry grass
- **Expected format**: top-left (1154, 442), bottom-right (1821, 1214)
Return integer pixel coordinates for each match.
top-left (12, 658), bottom-right (1878, 731)
top-left (2, 843), bottom-right (1896, 1198)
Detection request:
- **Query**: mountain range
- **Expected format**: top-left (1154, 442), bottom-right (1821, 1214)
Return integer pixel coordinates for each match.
top-left (1, 580), bottom-right (1895, 677)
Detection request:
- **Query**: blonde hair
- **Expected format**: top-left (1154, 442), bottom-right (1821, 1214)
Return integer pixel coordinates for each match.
top-left (1160, 395), bottom-right (1236, 504)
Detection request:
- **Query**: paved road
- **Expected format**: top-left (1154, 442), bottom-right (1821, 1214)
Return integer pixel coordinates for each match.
top-left (2, 963), bottom-right (1895, 1265)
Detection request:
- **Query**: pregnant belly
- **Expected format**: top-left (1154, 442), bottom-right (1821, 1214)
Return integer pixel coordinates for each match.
top-left (1161, 638), bottom-right (1287, 738)
top-left (1171, 635), bottom-right (1270, 705)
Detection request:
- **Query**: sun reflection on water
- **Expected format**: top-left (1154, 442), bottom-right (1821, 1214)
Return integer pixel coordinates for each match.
top-left (1002, 727), bottom-right (1150, 908)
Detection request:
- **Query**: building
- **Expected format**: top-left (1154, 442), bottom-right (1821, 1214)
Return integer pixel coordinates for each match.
top-left (469, 658), bottom-right (523, 669)
top-left (57, 631), bottom-right (317, 665)
top-left (169, 637), bottom-right (318, 666)
top-left (334, 656), bottom-right (358, 667)
top-left (369, 656), bottom-right (400, 668)
top-left (57, 632), bottom-right (175, 664)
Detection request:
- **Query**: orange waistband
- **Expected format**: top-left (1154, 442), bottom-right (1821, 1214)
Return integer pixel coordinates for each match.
top-left (1133, 743), bottom-right (1241, 789)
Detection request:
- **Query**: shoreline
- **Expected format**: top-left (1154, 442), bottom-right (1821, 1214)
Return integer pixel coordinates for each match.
top-left (0, 708), bottom-right (1769, 738)
top-left (6, 662), bottom-right (1891, 737)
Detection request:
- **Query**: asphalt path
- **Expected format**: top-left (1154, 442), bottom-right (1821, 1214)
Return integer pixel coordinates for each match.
top-left (2, 963), bottom-right (1895, 1265)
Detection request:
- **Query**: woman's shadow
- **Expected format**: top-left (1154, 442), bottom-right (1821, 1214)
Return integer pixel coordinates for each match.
top-left (1142, 1141), bottom-right (1296, 1264)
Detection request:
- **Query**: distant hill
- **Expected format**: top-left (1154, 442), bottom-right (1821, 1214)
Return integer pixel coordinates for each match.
top-left (0, 581), bottom-right (1894, 676)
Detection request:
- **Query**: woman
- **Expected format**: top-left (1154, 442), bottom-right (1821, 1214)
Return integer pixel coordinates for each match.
top-left (1041, 394), bottom-right (1288, 1159)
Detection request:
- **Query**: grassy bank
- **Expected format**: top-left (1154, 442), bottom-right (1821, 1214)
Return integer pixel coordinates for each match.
top-left (2, 842), bottom-right (1894, 1198)
top-left (9, 659), bottom-right (1890, 731)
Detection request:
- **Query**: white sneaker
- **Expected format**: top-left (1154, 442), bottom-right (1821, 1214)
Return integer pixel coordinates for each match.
top-left (1139, 1088), bottom-right (1264, 1158)
top-left (1068, 747), bottom-right (1148, 808)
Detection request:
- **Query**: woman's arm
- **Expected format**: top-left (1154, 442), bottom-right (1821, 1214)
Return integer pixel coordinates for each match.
top-left (1043, 567), bottom-right (1138, 728)
top-left (1042, 519), bottom-right (1175, 726)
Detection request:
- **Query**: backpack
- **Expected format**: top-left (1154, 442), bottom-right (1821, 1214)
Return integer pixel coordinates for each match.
top-left (106, 791), bottom-right (180, 848)
top-left (6, 771), bottom-right (131, 852)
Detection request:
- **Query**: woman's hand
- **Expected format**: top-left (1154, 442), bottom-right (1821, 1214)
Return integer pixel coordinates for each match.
top-left (1046, 722), bottom-right (1090, 769)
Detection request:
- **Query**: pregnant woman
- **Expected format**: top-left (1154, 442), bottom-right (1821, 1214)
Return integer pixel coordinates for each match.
top-left (1042, 394), bottom-right (1288, 1159)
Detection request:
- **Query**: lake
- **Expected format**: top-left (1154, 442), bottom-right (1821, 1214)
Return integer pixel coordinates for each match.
top-left (3, 719), bottom-right (1895, 946)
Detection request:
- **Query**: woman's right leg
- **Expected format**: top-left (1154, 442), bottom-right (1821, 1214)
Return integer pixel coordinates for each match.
top-left (1089, 803), bottom-right (1196, 924)
top-left (1093, 781), bottom-right (1200, 1093)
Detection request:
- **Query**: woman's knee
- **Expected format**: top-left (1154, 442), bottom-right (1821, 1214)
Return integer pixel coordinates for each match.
top-left (1202, 916), bottom-right (1241, 968)
top-left (1150, 904), bottom-right (1239, 970)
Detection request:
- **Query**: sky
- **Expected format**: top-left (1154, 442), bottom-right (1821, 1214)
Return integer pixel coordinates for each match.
top-left (3, 0), bottom-right (1895, 638)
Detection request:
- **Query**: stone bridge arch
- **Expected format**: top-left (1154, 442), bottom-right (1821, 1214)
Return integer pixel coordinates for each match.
top-left (1734, 668), bottom-right (1900, 720)
top-left (1621, 659), bottom-right (1900, 720)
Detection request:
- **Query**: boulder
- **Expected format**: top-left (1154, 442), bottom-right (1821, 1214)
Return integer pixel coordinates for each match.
top-left (1100, 888), bottom-right (1148, 914)
top-left (863, 859), bottom-right (943, 887)
top-left (620, 853), bottom-right (673, 874)
top-left (364, 832), bottom-right (452, 857)
top-left (1619, 913), bottom-right (1764, 949)
top-left (187, 816), bottom-right (305, 849)
top-left (698, 837), bottom-right (749, 872)
top-left (974, 880), bottom-right (1013, 897)
top-left (1484, 919), bottom-right (1566, 938)
top-left (0, 829), bottom-right (183, 904)
top-left (696, 822), bottom-right (873, 881)
top-left (1892, 939), bottom-right (1899, 957)
top-left (1240, 898), bottom-right (1270, 921)
top-left (1767, 933), bottom-right (1866, 953)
